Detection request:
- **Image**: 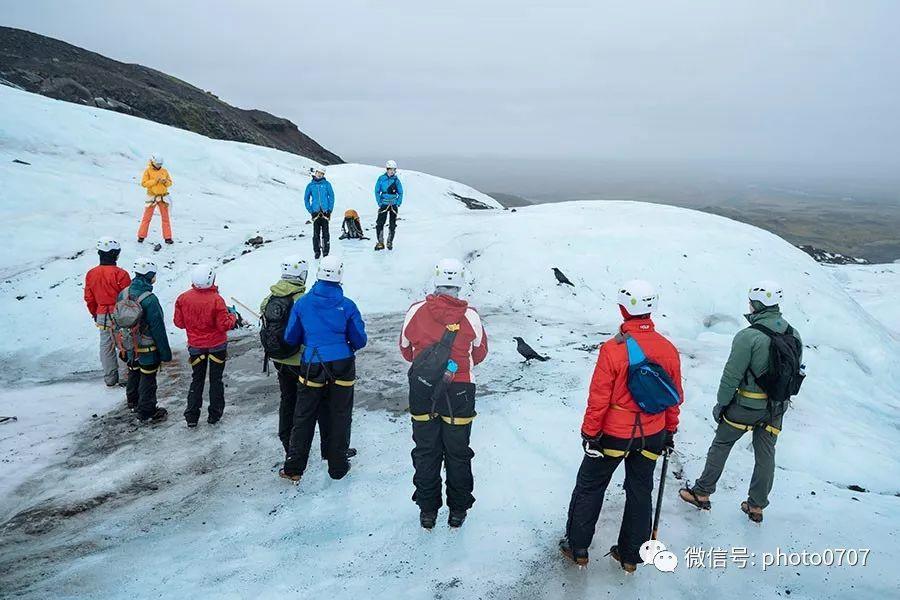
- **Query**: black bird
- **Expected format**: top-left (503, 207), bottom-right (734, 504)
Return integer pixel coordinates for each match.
top-left (514, 337), bottom-right (550, 362)
top-left (552, 267), bottom-right (575, 286)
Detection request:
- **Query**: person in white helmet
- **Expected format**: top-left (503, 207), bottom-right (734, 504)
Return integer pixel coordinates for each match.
top-left (119, 257), bottom-right (172, 424)
top-left (173, 264), bottom-right (241, 427)
top-left (680, 281), bottom-right (803, 524)
top-left (399, 258), bottom-right (489, 529)
top-left (138, 155), bottom-right (174, 244)
top-left (279, 255), bottom-right (367, 483)
top-left (560, 280), bottom-right (683, 571)
top-left (83, 236), bottom-right (132, 386)
top-left (373, 160), bottom-right (403, 250)
top-left (304, 166), bottom-right (335, 259)
top-left (259, 255), bottom-right (353, 460)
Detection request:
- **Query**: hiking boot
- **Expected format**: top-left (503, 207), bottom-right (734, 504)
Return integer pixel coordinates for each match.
top-left (420, 510), bottom-right (438, 530)
top-left (346, 447), bottom-right (357, 458)
top-left (279, 469), bottom-right (301, 483)
top-left (139, 407), bottom-right (168, 425)
top-left (207, 416), bottom-right (220, 425)
top-left (314, 252), bottom-right (321, 260)
top-left (164, 238), bottom-right (174, 245)
top-left (448, 510), bottom-right (467, 528)
top-left (679, 486), bottom-right (712, 510)
top-left (186, 421), bottom-right (198, 428)
top-left (741, 501), bottom-right (764, 523)
top-left (137, 237), bottom-right (145, 243)
top-left (608, 545), bottom-right (637, 573)
top-left (127, 400), bottom-right (137, 411)
top-left (386, 241), bottom-right (393, 250)
top-left (559, 537), bottom-right (589, 567)
top-left (374, 241), bottom-right (385, 251)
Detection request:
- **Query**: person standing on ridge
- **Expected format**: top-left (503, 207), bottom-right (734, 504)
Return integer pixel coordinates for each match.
top-left (173, 264), bottom-right (241, 428)
top-left (118, 258), bottom-right (172, 424)
top-left (400, 259), bottom-right (488, 530)
top-left (374, 160), bottom-right (403, 251)
top-left (83, 236), bottom-right (131, 386)
top-left (304, 166), bottom-right (335, 259)
top-left (138, 155), bottom-right (174, 244)
top-left (560, 280), bottom-right (683, 571)
top-left (680, 281), bottom-right (803, 524)
top-left (280, 256), bottom-right (367, 483)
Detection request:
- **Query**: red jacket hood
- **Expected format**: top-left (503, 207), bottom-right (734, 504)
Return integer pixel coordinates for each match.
top-left (191, 285), bottom-right (220, 293)
top-left (619, 316), bottom-right (655, 335)
top-left (425, 293), bottom-right (469, 325)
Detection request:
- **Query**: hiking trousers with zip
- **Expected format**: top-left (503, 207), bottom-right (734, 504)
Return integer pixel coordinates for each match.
top-left (184, 348), bottom-right (227, 424)
top-left (274, 362), bottom-right (330, 457)
top-left (565, 430), bottom-right (665, 564)
top-left (375, 206), bottom-right (398, 244)
top-left (693, 403), bottom-right (783, 509)
top-left (312, 212), bottom-right (330, 257)
top-left (410, 382), bottom-right (477, 513)
top-left (138, 197), bottom-right (172, 240)
top-left (284, 357), bottom-right (354, 479)
top-left (126, 358), bottom-right (160, 419)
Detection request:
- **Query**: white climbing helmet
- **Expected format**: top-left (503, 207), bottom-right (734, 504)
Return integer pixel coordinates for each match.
top-left (97, 236), bottom-right (121, 252)
top-left (133, 257), bottom-right (158, 276)
top-left (150, 155), bottom-right (164, 167)
top-left (314, 165), bottom-right (327, 175)
top-left (317, 255), bottom-right (343, 283)
top-left (386, 159), bottom-right (398, 170)
top-left (190, 263), bottom-right (216, 289)
top-left (281, 255), bottom-right (309, 283)
top-left (434, 258), bottom-right (465, 288)
top-left (748, 280), bottom-right (783, 307)
top-left (617, 279), bottom-right (658, 316)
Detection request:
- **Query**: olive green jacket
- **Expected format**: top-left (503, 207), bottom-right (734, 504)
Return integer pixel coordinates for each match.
top-left (260, 279), bottom-right (306, 366)
top-left (716, 306), bottom-right (802, 410)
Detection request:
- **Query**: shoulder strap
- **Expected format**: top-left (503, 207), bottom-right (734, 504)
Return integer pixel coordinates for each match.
top-left (623, 334), bottom-right (647, 365)
top-left (136, 291), bottom-right (152, 303)
top-left (749, 323), bottom-right (777, 337)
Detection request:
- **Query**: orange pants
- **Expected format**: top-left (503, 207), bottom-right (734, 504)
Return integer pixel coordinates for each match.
top-left (138, 199), bottom-right (172, 240)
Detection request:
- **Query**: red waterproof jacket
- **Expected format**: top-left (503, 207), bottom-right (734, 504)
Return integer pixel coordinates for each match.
top-left (582, 316), bottom-right (683, 439)
top-left (84, 264), bottom-right (131, 317)
top-left (173, 286), bottom-right (237, 349)
top-left (400, 294), bottom-right (488, 384)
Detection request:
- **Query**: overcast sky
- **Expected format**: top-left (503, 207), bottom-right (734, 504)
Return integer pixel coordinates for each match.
top-left (4, 1), bottom-right (900, 186)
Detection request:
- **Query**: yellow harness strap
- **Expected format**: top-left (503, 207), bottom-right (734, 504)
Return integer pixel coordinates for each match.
top-left (409, 413), bottom-right (475, 425)
top-left (601, 447), bottom-right (660, 461)
top-left (723, 416), bottom-right (781, 436)
top-left (446, 324), bottom-right (461, 332)
top-left (208, 354), bottom-right (225, 364)
top-left (136, 345), bottom-right (157, 353)
top-left (738, 389), bottom-right (768, 400)
top-left (410, 413), bottom-right (432, 422)
top-left (298, 375), bottom-right (325, 388)
top-left (139, 366), bottom-right (158, 375)
top-left (190, 355), bottom-right (207, 366)
top-left (333, 379), bottom-right (355, 387)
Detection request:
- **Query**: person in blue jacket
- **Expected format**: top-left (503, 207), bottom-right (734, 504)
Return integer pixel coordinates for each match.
top-left (280, 255), bottom-right (368, 482)
top-left (304, 166), bottom-right (335, 259)
top-left (373, 160), bottom-right (403, 251)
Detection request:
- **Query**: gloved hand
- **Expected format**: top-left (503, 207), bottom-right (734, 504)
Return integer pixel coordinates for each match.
top-left (227, 305), bottom-right (238, 315)
top-left (234, 313), bottom-right (245, 329)
top-left (663, 430), bottom-right (675, 452)
top-left (581, 431), bottom-right (603, 458)
top-left (712, 404), bottom-right (725, 423)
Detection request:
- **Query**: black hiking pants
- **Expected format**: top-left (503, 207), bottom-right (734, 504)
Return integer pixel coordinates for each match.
top-left (284, 357), bottom-right (355, 479)
top-left (184, 349), bottom-right (226, 424)
top-left (126, 358), bottom-right (160, 420)
top-left (312, 212), bottom-right (330, 257)
top-left (565, 430), bottom-right (665, 564)
top-left (274, 362), bottom-right (330, 457)
top-left (410, 382), bottom-right (477, 513)
top-left (375, 206), bottom-right (397, 243)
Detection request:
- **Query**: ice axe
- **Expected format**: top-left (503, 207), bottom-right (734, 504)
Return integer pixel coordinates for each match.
top-left (230, 297), bottom-right (260, 320)
top-left (652, 449), bottom-right (670, 540)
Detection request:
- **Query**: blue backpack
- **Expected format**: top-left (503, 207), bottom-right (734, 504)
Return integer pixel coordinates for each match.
top-left (624, 335), bottom-right (680, 414)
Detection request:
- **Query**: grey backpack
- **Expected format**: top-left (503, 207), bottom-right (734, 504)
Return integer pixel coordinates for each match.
top-left (111, 290), bottom-right (151, 352)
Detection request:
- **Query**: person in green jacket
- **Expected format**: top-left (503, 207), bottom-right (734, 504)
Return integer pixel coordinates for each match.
top-left (680, 281), bottom-right (801, 522)
top-left (122, 258), bottom-right (173, 424)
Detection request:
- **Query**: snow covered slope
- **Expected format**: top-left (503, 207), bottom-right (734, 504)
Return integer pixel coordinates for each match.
top-left (828, 263), bottom-right (900, 337)
top-left (1, 86), bottom-right (899, 599)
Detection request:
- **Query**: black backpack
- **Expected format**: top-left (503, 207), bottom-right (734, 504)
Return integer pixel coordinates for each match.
top-left (385, 181), bottom-right (398, 196)
top-left (408, 325), bottom-right (459, 414)
top-left (748, 324), bottom-right (805, 407)
top-left (260, 295), bottom-right (301, 361)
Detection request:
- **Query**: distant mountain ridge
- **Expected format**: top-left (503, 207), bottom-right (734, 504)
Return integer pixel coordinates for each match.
top-left (0, 26), bottom-right (342, 164)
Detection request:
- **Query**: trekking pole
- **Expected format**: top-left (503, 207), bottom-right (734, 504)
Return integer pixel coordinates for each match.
top-left (651, 449), bottom-right (670, 541)
top-left (230, 297), bottom-right (260, 320)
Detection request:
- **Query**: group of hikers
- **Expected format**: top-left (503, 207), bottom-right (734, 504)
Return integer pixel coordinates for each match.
top-left (83, 155), bottom-right (806, 572)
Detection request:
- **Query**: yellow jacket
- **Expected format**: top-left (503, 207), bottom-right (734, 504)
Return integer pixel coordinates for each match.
top-left (141, 164), bottom-right (172, 197)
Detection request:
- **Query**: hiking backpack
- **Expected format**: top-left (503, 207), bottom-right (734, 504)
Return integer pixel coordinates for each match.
top-left (110, 290), bottom-right (151, 353)
top-left (748, 324), bottom-right (805, 406)
top-left (385, 181), bottom-right (398, 196)
top-left (623, 334), bottom-right (681, 415)
top-left (260, 295), bottom-right (301, 361)
top-left (408, 325), bottom-right (459, 411)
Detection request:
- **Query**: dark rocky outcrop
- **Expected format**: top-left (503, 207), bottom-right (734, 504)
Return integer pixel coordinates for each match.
top-left (0, 27), bottom-right (342, 164)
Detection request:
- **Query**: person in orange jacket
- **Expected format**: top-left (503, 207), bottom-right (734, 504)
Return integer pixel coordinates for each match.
top-left (83, 236), bottom-right (132, 386)
top-left (138, 155), bottom-right (174, 244)
top-left (560, 280), bottom-right (683, 572)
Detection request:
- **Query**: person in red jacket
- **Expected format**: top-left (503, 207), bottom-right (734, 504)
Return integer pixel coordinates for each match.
top-left (399, 259), bottom-right (488, 530)
top-left (560, 280), bottom-right (683, 571)
top-left (83, 236), bottom-right (131, 386)
top-left (173, 264), bottom-right (241, 427)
